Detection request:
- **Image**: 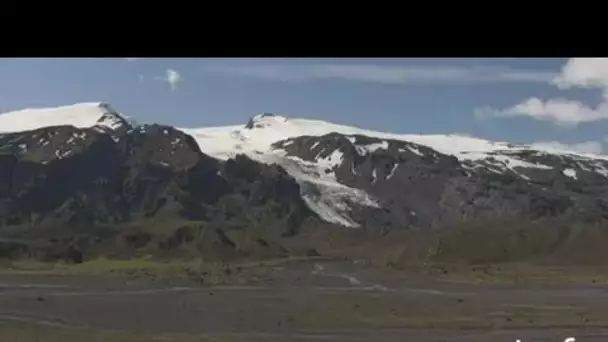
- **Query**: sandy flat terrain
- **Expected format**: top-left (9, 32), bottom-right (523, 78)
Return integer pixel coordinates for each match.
top-left (1, 261), bottom-right (608, 341)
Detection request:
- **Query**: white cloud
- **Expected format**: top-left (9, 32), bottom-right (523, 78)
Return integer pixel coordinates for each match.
top-left (158, 69), bottom-right (181, 91)
top-left (478, 58), bottom-right (608, 126)
top-left (125, 58), bottom-right (142, 62)
top-left (552, 58), bottom-right (608, 90)
top-left (530, 140), bottom-right (604, 155)
top-left (204, 64), bottom-right (556, 85)
top-left (475, 97), bottom-right (608, 127)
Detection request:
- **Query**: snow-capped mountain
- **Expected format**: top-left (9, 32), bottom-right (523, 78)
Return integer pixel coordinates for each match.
top-left (2, 103), bottom-right (608, 234)
top-left (183, 112), bottom-right (608, 228)
top-left (0, 102), bottom-right (133, 134)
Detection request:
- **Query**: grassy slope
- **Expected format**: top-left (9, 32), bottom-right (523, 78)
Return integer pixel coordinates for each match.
top-left (3, 217), bottom-right (608, 285)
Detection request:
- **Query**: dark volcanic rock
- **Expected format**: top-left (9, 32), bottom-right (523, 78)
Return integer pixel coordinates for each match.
top-left (0, 123), bottom-right (317, 257)
top-left (272, 133), bottom-right (608, 230)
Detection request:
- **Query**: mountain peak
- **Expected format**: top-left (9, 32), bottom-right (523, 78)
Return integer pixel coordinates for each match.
top-left (0, 102), bottom-right (132, 134)
top-left (94, 103), bottom-right (132, 131)
top-left (245, 112), bottom-right (289, 129)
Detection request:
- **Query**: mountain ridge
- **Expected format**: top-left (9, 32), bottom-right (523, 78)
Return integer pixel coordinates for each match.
top-left (1, 102), bottom-right (608, 262)
top-left (178, 107), bottom-right (608, 228)
top-left (2, 102), bottom-right (604, 160)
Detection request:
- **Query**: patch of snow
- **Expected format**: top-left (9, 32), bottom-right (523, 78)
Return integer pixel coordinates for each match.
top-left (54, 149), bottom-right (72, 159)
top-left (362, 141), bottom-right (389, 153)
top-left (486, 166), bottom-right (504, 174)
top-left (96, 103), bottom-right (131, 130)
top-left (371, 168), bottom-right (377, 184)
top-left (563, 168), bottom-right (577, 179)
top-left (353, 145), bottom-right (367, 156)
top-left (317, 149), bottom-right (344, 169)
top-left (310, 141), bottom-right (320, 150)
top-left (462, 152), bottom-right (553, 180)
top-left (408, 146), bottom-right (424, 156)
top-left (577, 162), bottom-right (592, 172)
top-left (473, 153), bottom-right (552, 171)
top-left (387, 163), bottom-right (399, 180)
top-left (594, 164), bottom-right (608, 177)
top-left (258, 152), bottom-right (379, 228)
top-left (303, 196), bottom-right (358, 227)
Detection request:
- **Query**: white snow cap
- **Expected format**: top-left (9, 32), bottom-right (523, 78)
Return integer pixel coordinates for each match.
top-left (0, 102), bottom-right (131, 134)
top-left (185, 111), bottom-right (608, 162)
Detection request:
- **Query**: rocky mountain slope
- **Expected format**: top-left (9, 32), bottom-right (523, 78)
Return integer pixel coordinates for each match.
top-left (184, 112), bottom-right (608, 230)
top-left (1, 102), bottom-right (608, 261)
top-left (0, 103), bottom-right (322, 260)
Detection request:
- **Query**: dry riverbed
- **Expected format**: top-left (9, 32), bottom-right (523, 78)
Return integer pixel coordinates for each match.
top-left (1, 259), bottom-right (608, 341)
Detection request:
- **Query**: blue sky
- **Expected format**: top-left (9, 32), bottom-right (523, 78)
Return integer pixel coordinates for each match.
top-left (1, 57), bottom-right (607, 154)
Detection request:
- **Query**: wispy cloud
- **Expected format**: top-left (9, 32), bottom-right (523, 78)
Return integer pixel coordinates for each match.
top-left (477, 58), bottom-right (608, 126)
top-left (474, 98), bottom-right (608, 127)
top-left (124, 58), bottom-right (143, 62)
top-left (157, 69), bottom-right (181, 91)
top-left (203, 64), bottom-right (556, 85)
